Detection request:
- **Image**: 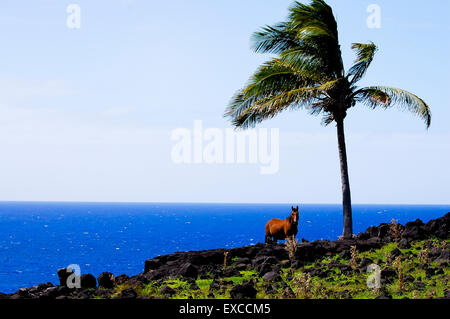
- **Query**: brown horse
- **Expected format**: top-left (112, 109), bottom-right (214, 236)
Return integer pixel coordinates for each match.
top-left (265, 206), bottom-right (299, 244)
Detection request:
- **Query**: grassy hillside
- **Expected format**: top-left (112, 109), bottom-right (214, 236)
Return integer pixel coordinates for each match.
top-left (109, 238), bottom-right (449, 299)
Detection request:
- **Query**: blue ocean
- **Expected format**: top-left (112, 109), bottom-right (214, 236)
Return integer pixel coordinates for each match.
top-left (0, 201), bottom-right (449, 293)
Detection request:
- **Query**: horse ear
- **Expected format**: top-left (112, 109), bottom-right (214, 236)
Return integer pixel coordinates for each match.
top-left (291, 206), bottom-right (294, 211)
top-left (296, 206), bottom-right (299, 211)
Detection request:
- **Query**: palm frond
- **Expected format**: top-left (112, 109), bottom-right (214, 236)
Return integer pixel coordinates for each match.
top-left (289, 0), bottom-right (339, 39)
top-left (348, 42), bottom-right (378, 84)
top-left (279, 45), bottom-right (332, 81)
top-left (353, 86), bottom-right (431, 128)
top-left (225, 59), bottom-right (313, 121)
top-left (230, 86), bottom-right (322, 129)
top-left (287, 0), bottom-right (344, 78)
top-left (251, 22), bottom-right (300, 54)
top-left (243, 59), bottom-right (310, 97)
top-left (321, 113), bottom-right (335, 126)
top-left (229, 78), bottom-right (341, 129)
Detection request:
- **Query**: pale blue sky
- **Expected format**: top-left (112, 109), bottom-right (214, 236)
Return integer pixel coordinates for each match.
top-left (0, 0), bottom-right (449, 204)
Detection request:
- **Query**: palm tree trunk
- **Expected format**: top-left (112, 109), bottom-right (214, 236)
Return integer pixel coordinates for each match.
top-left (336, 117), bottom-right (353, 239)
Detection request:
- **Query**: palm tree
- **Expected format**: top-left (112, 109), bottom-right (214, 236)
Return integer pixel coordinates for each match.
top-left (224, 0), bottom-right (431, 239)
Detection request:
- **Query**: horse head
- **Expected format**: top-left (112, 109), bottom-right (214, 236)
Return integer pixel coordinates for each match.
top-left (290, 206), bottom-right (299, 225)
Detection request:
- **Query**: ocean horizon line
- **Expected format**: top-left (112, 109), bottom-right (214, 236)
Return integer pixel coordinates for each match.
top-left (0, 200), bottom-right (449, 207)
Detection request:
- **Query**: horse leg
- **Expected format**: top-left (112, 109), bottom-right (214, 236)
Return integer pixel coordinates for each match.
top-left (265, 233), bottom-right (275, 244)
top-left (265, 224), bottom-right (272, 244)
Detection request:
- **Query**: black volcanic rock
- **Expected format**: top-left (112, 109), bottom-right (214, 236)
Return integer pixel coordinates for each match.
top-left (57, 268), bottom-right (73, 287)
top-left (358, 257), bottom-right (373, 269)
top-left (222, 267), bottom-right (241, 278)
top-left (377, 224), bottom-right (391, 239)
top-left (262, 271), bottom-right (281, 282)
top-left (80, 274), bottom-right (97, 289)
top-left (144, 259), bottom-right (162, 273)
top-left (209, 280), bottom-right (220, 290)
top-left (423, 213), bottom-right (450, 239)
top-left (114, 274), bottom-right (129, 285)
top-left (252, 256), bottom-right (279, 268)
top-left (255, 245), bottom-right (287, 261)
top-left (145, 270), bottom-right (164, 281)
top-left (380, 267), bottom-right (396, 283)
top-left (428, 247), bottom-right (442, 259)
top-left (40, 286), bottom-right (60, 299)
top-left (97, 272), bottom-right (115, 289)
top-left (437, 250), bottom-right (449, 262)
top-left (230, 282), bottom-right (257, 299)
top-left (257, 263), bottom-right (273, 277)
top-left (398, 238), bottom-right (411, 249)
top-left (389, 248), bottom-right (402, 259)
top-left (160, 285), bottom-right (176, 296)
top-left (189, 282), bottom-right (199, 290)
top-left (119, 288), bottom-right (137, 299)
top-left (177, 263), bottom-right (198, 278)
top-left (232, 257), bottom-right (251, 265)
top-left (402, 219), bottom-right (426, 241)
